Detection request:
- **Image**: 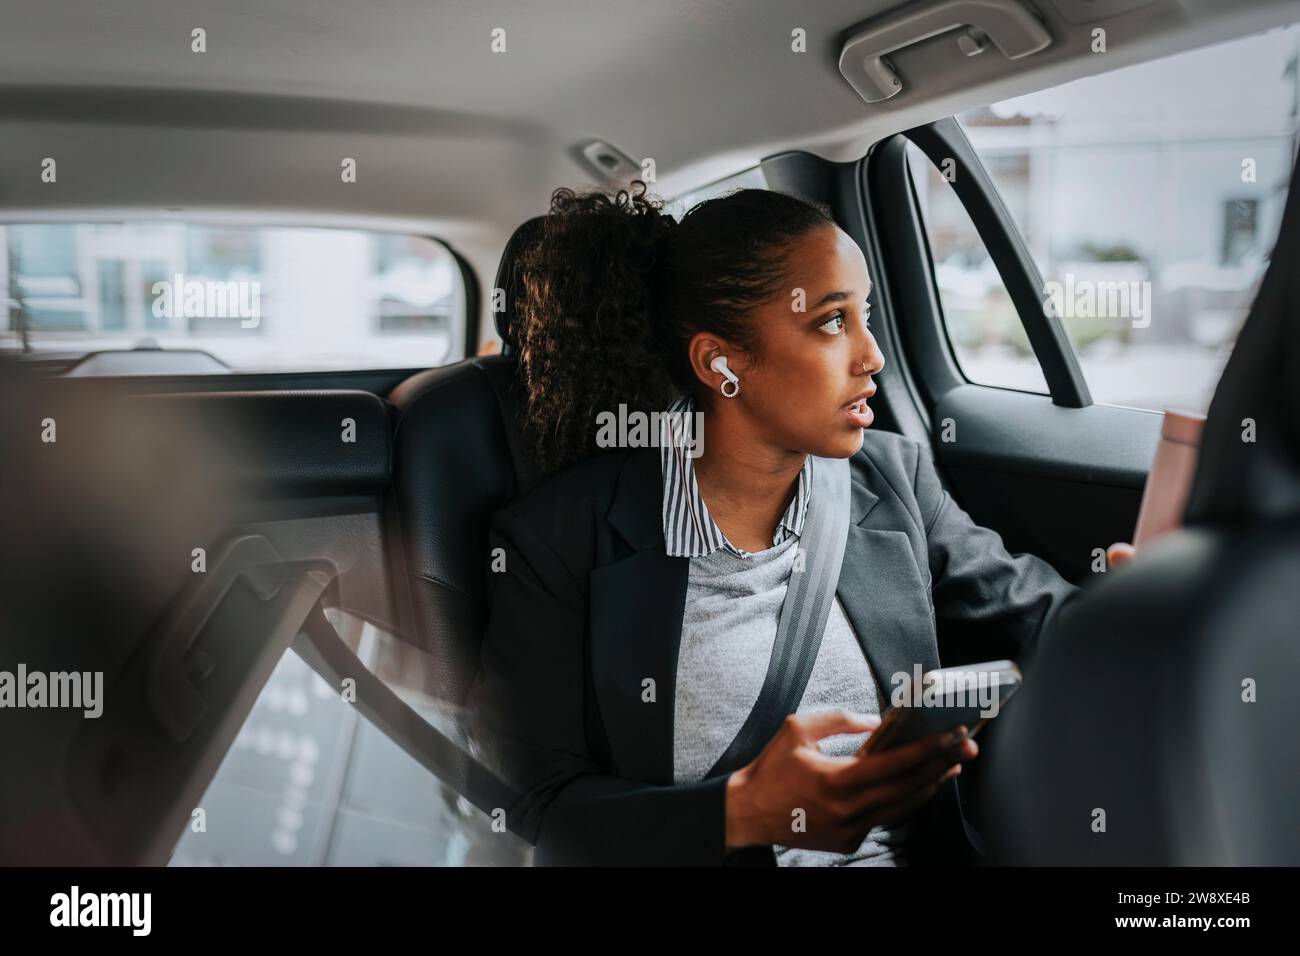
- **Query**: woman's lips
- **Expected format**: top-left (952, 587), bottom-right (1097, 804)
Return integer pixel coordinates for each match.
top-left (845, 400), bottom-right (874, 428)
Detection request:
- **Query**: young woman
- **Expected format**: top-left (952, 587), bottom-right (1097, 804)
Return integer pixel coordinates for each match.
top-left (466, 182), bottom-right (1078, 866)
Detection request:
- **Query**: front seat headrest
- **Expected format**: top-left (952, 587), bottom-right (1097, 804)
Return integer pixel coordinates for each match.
top-left (492, 215), bottom-right (546, 352)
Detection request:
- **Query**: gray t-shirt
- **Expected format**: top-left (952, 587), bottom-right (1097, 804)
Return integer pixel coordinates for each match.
top-left (672, 532), bottom-right (910, 865)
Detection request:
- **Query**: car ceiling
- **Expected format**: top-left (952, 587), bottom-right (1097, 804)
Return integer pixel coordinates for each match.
top-left (1, 0), bottom-right (1297, 308)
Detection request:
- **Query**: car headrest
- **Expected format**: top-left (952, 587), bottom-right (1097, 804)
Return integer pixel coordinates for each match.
top-left (492, 215), bottom-right (546, 351)
top-left (1185, 148), bottom-right (1300, 526)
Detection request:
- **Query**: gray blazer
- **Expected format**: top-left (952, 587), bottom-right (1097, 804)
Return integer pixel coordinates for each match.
top-left (466, 428), bottom-right (1080, 865)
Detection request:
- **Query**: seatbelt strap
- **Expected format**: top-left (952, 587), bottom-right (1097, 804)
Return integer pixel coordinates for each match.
top-left (293, 604), bottom-right (522, 821)
top-left (705, 455), bottom-right (852, 779)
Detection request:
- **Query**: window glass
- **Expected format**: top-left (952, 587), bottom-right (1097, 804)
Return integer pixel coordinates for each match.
top-left (913, 23), bottom-right (1300, 412)
top-left (908, 145), bottom-right (1050, 395)
top-left (1, 222), bottom-right (466, 373)
top-left (170, 611), bottom-right (530, 866)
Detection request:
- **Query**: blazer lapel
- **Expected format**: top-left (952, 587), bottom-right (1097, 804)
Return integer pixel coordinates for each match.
top-left (836, 472), bottom-right (943, 704)
top-left (589, 451), bottom-right (686, 784)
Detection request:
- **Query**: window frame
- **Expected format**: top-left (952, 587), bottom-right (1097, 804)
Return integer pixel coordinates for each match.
top-left (882, 118), bottom-right (1092, 409)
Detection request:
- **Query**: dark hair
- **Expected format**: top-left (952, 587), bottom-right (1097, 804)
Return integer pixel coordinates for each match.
top-left (515, 180), bottom-right (836, 473)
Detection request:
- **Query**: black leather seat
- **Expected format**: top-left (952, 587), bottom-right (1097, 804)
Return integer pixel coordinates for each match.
top-left (385, 216), bottom-right (545, 704)
top-left (982, 152), bottom-right (1300, 865)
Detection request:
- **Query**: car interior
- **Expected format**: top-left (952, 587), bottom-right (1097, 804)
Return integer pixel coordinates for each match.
top-left (1, 0), bottom-right (1298, 868)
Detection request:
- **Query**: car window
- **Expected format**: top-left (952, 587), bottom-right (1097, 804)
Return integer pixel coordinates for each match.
top-left (907, 146), bottom-right (1051, 396)
top-left (1, 222), bottom-right (468, 373)
top-left (171, 611), bottom-right (529, 866)
top-left (911, 23), bottom-right (1299, 412)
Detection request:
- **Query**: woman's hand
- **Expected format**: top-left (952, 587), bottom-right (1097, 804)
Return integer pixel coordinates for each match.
top-left (724, 709), bottom-right (978, 854)
top-left (1107, 542), bottom-right (1137, 570)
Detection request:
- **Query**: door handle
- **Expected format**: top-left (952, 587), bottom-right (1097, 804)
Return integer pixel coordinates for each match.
top-left (839, 0), bottom-right (1052, 104)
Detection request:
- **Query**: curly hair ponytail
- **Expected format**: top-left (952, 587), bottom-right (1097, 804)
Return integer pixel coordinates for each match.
top-left (515, 179), bottom-right (835, 474)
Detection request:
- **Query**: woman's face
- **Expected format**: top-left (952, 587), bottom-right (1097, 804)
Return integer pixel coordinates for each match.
top-left (702, 224), bottom-right (885, 460)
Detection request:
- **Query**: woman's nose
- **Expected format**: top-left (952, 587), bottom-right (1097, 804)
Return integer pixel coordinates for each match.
top-left (859, 329), bottom-right (885, 376)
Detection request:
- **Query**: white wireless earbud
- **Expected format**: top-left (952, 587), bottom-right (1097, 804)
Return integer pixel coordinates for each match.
top-left (710, 355), bottom-right (741, 398)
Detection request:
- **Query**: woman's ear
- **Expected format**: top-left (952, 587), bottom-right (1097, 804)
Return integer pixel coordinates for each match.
top-left (687, 331), bottom-right (748, 396)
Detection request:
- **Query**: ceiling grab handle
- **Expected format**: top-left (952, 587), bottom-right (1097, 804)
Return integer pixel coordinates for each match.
top-left (838, 0), bottom-right (1052, 104)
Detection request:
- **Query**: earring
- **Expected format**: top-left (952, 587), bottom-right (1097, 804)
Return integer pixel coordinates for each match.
top-left (709, 355), bottom-right (741, 398)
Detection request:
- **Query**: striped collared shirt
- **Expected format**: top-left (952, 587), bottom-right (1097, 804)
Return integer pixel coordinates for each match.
top-left (659, 394), bottom-right (812, 559)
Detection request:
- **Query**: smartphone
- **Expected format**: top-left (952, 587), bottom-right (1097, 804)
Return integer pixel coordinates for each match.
top-left (864, 660), bottom-right (1022, 754)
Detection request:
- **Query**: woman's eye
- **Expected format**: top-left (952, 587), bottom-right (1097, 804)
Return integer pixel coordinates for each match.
top-left (817, 312), bottom-right (846, 335)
